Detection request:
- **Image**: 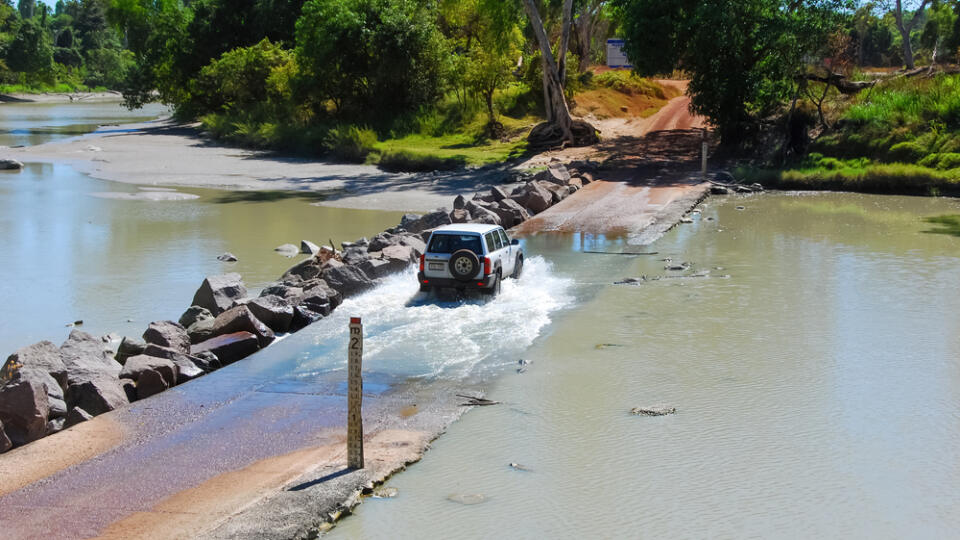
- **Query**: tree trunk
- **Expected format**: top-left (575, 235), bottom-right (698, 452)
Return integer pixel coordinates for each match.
top-left (523, 0), bottom-right (574, 144)
top-left (894, 0), bottom-right (930, 70)
top-left (557, 0), bottom-right (573, 85)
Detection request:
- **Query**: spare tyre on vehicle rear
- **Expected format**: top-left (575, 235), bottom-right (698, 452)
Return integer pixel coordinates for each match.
top-left (449, 249), bottom-right (480, 281)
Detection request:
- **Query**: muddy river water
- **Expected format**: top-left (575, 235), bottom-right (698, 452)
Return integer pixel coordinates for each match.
top-left (3, 103), bottom-right (960, 538)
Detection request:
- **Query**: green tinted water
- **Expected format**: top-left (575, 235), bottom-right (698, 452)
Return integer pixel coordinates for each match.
top-left (330, 192), bottom-right (960, 539)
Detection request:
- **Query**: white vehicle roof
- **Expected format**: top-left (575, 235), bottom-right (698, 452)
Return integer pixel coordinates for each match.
top-left (431, 223), bottom-right (502, 235)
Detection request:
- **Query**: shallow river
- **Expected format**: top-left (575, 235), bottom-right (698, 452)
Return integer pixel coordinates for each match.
top-left (328, 193), bottom-right (960, 539)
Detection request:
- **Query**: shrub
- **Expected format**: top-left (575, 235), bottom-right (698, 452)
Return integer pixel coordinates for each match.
top-left (323, 125), bottom-right (379, 163)
top-left (376, 149), bottom-right (466, 172)
top-left (592, 70), bottom-right (668, 99)
top-left (886, 141), bottom-right (927, 163)
top-left (195, 39), bottom-right (295, 114)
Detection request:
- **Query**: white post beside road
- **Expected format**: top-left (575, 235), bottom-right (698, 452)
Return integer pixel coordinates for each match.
top-left (347, 317), bottom-right (364, 469)
top-left (701, 141), bottom-right (709, 179)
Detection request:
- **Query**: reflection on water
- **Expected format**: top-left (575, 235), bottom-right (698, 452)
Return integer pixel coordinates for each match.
top-left (0, 101), bottom-right (168, 147)
top-left (0, 162), bottom-right (404, 355)
top-left (330, 192), bottom-right (960, 539)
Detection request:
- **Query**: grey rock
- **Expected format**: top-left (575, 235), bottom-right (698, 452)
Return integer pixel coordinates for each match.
top-left (322, 261), bottom-right (376, 298)
top-left (217, 252), bottom-right (238, 262)
top-left (191, 332), bottom-right (260, 365)
top-left (381, 244), bottom-right (417, 266)
top-left (191, 351), bottom-right (221, 373)
top-left (301, 279), bottom-right (342, 308)
top-left (120, 355), bottom-right (177, 387)
top-left (539, 181), bottom-right (570, 204)
top-left (45, 417), bottom-right (66, 436)
top-left (115, 336), bottom-right (147, 365)
top-left (490, 186), bottom-right (509, 202)
top-left (259, 283), bottom-right (304, 302)
top-left (450, 208), bottom-right (471, 223)
top-left (0, 158), bottom-right (24, 170)
top-left (121, 379), bottom-right (138, 402)
top-left (710, 185), bottom-right (732, 195)
top-left (191, 273), bottom-right (248, 316)
top-left (64, 407), bottom-right (93, 429)
top-left (66, 377), bottom-right (128, 415)
top-left (48, 396), bottom-right (67, 419)
top-left (512, 182), bottom-right (552, 214)
top-left (247, 295), bottom-right (295, 333)
top-left (137, 369), bottom-right (170, 399)
top-left (0, 379), bottom-right (50, 445)
top-left (368, 232), bottom-right (399, 252)
top-left (358, 258), bottom-right (393, 279)
top-left (398, 235), bottom-right (427, 258)
top-left (401, 209), bottom-right (452, 234)
top-left (178, 306), bottom-right (214, 329)
top-left (301, 240), bottom-right (321, 255)
top-left (142, 321), bottom-right (191, 354)
top-left (290, 305), bottom-right (324, 332)
top-left (453, 194), bottom-right (466, 209)
top-left (274, 243), bottom-right (299, 257)
top-left (0, 420), bottom-right (11, 453)
top-left (299, 294), bottom-right (332, 316)
top-left (61, 330), bottom-right (121, 387)
top-left (282, 258), bottom-right (322, 281)
top-left (399, 213), bottom-right (423, 229)
top-left (210, 305), bottom-right (276, 348)
top-left (568, 176), bottom-right (583, 190)
top-left (491, 199), bottom-right (530, 228)
top-left (142, 345), bottom-right (204, 382)
top-left (466, 201), bottom-right (501, 225)
top-left (342, 246), bottom-right (371, 266)
top-left (2, 341), bottom-right (67, 390)
top-left (187, 318), bottom-right (215, 345)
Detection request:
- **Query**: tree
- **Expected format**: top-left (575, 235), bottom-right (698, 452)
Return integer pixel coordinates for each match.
top-left (6, 18), bottom-right (53, 73)
top-left (615, 0), bottom-right (849, 144)
top-left (522, 0), bottom-right (598, 148)
top-left (891, 0), bottom-right (930, 69)
top-left (295, 0), bottom-right (450, 124)
top-left (18, 0), bottom-right (35, 19)
top-left (920, 1), bottom-right (956, 64)
top-left (571, 0), bottom-right (609, 73)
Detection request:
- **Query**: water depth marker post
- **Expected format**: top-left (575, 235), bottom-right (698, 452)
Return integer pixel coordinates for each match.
top-left (348, 317), bottom-right (364, 470)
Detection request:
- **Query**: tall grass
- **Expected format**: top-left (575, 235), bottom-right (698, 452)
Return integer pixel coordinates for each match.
top-left (844, 75), bottom-right (960, 129)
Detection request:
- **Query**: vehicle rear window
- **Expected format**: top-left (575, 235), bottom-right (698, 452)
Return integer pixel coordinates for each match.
top-left (428, 233), bottom-right (483, 255)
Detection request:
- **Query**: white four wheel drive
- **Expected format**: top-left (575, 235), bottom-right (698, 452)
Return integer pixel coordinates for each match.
top-left (417, 224), bottom-right (524, 296)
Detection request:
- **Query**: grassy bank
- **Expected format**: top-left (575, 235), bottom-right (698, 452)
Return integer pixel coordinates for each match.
top-left (744, 73), bottom-right (960, 196)
top-left (0, 82), bottom-right (109, 94)
top-left (200, 73), bottom-right (672, 172)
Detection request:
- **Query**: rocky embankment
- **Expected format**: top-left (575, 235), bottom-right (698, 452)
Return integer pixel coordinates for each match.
top-left (0, 162), bottom-right (594, 455)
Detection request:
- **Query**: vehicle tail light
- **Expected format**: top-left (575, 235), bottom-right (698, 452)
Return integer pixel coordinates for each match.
top-left (419, 254), bottom-right (425, 272)
top-left (483, 257), bottom-right (491, 276)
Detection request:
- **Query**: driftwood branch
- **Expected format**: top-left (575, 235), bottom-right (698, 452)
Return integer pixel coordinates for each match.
top-left (457, 394), bottom-right (501, 407)
top-left (800, 72), bottom-right (877, 95)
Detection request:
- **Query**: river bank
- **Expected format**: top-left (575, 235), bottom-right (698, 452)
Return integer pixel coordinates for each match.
top-left (0, 91), bottom-right (125, 104)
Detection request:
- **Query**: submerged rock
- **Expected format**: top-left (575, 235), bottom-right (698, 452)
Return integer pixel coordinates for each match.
top-left (217, 252), bottom-right (238, 262)
top-left (0, 158), bottom-right (24, 171)
top-left (274, 244), bottom-right (299, 257)
top-left (630, 406), bottom-right (676, 416)
top-left (447, 493), bottom-right (488, 505)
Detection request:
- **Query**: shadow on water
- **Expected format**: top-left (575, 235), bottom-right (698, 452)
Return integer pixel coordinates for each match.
top-left (403, 289), bottom-right (494, 309)
top-left (922, 214), bottom-right (960, 237)
top-left (210, 190), bottom-right (334, 204)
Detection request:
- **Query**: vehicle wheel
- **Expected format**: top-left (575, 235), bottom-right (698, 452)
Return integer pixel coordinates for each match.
top-left (448, 249), bottom-right (480, 282)
top-left (511, 255), bottom-right (523, 279)
top-left (483, 272), bottom-right (501, 296)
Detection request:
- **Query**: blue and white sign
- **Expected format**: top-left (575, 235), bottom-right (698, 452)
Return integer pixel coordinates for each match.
top-left (606, 39), bottom-right (632, 69)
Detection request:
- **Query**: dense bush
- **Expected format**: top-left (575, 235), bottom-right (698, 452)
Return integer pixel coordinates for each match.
top-left (194, 39), bottom-right (294, 114)
top-left (322, 125), bottom-right (379, 163)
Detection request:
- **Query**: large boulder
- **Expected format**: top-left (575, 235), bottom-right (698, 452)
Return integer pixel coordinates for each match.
top-left (398, 235), bottom-right (427, 258)
top-left (115, 336), bottom-right (146, 365)
top-left (453, 195), bottom-right (466, 210)
top-left (381, 244), bottom-right (416, 272)
top-left (490, 186), bottom-right (510, 202)
top-left (2, 342), bottom-right (68, 414)
top-left (301, 279), bottom-right (342, 308)
top-left (210, 306), bottom-right (275, 348)
top-left (399, 213), bottom-right (423, 229)
top-left (512, 182), bottom-right (552, 214)
top-left (539, 163), bottom-right (571, 185)
top-left (142, 345), bottom-right (204, 382)
top-left (321, 260), bottom-right (376, 298)
top-left (247, 296), bottom-right (295, 333)
top-left (65, 378), bottom-right (128, 416)
top-left (0, 379), bottom-right (50, 446)
top-left (450, 208), bottom-right (470, 223)
top-left (0, 159), bottom-right (24, 171)
top-left (187, 318), bottom-right (215, 345)
top-left (61, 330), bottom-right (121, 387)
top-left (2, 341), bottom-right (67, 389)
top-left (358, 258), bottom-right (393, 279)
top-left (368, 232), bottom-right (399, 252)
top-left (540, 181), bottom-right (571, 204)
top-left (342, 246), bottom-right (371, 266)
top-left (178, 306), bottom-right (213, 329)
top-left (401, 209), bottom-right (452, 234)
top-left (191, 351), bottom-right (221, 373)
top-left (120, 355), bottom-right (177, 388)
top-left (63, 407), bottom-right (93, 429)
top-left (301, 240), bottom-right (321, 255)
top-left (465, 201), bottom-right (501, 225)
top-left (492, 199), bottom-right (531, 228)
top-left (191, 273), bottom-right (247, 316)
top-left (290, 305), bottom-right (324, 333)
top-left (46, 417), bottom-right (66, 436)
top-left (191, 332), bottom-right (260, 365)
top-left (0, 421), bottom-right (11, 453)
top-left (136, 369), bottom-right (169, 399)
top-left (282, 258), bottom-right (323, 281)
top-left (143, 321), bottom-right (191, 354)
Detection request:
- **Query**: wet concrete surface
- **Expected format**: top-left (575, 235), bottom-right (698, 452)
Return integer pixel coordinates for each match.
top-left (0, 347), bottom-right (477, 539)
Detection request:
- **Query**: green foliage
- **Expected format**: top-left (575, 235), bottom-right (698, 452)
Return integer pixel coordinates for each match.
top-left (592, 70), bottom-right (667, 99)
top-left (194, 39), bottom-right (294, 114)
top-left (6, 18), bottom-right (53, 74)
top-left (323, 125), bottom-right (379, 163)
top-left (888, 141), bottom-right (927, 162)
top-left (614, 0), bottom-right (850, 143)
top-left (740, 158), bottom-right (960, 196)
top-left (84, 47), bottom-right (134, 88)
top-left (376, 149), bottom-right (466, 172)
top-left (295, 0), bottom-right (450, 124)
